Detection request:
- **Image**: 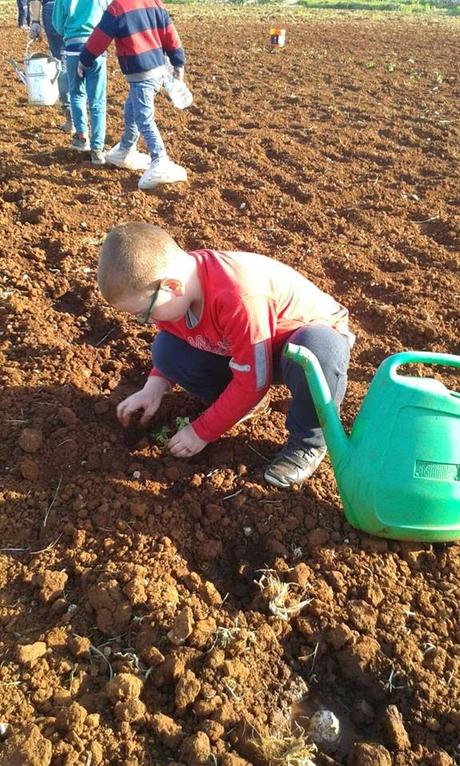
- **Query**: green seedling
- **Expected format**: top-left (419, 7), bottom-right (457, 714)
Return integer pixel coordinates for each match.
top-left (152, 424), bottom-right (171, 447)
top-left (151, 417), bottom-right (190, 449)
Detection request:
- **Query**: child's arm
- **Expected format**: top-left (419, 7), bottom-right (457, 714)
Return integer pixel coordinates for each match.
top-left (51, 0), bottom-right (67, 38)
top-left (79, 2), bottom-right (118, 70)
top-left (158, 3), bottom-right (185, 69)
top-left (191, 296), bottom-right (274, 443)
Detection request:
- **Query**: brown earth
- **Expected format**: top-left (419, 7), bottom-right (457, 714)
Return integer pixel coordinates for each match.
top-left (0, 6), bottom-right (460, 766)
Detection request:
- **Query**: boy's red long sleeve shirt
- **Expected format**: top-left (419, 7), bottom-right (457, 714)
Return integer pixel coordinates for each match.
top-left (150, 250), bottom-right (354, 443)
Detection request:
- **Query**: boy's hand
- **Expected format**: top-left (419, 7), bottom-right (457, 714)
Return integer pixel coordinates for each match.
top-left (77, 62), bottom-right (86, 78)
top-left (117, 376), bottom-right (169, 428)
top-left (168, 424), bottom-right (208, 458)
top-left (29, 21), bottom-right (41, 39)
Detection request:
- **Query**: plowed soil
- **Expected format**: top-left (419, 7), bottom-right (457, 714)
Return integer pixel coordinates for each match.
top-left (1, 7), bottom-right (459, 766)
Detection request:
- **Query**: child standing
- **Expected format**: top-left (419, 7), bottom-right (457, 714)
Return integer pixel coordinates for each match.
top-left (78, 0), bottom-right (188, 190)
top-left (97, 224), bottom-right (355, 488)
top-left (17, 0), bottom-right (30, 28)
top-left (29, 0), bottom-right (73, 132)
top-left (52, 0), bottom-right (108, 164)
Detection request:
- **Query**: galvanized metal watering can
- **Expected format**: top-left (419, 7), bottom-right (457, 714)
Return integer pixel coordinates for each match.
top-left (9, 41), bottom-right (60, 106)
top-left (285, 345), bottom-right (460, 542)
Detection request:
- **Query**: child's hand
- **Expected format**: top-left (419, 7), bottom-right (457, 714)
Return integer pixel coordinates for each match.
top-left (168, 424), bottom-right (208, 458)
top-left (77, 62), bottom-right (86, 78)
top-left (29, 21), bottom-right (41, 39)
top-left (117, 377), bottom-right (169, 428)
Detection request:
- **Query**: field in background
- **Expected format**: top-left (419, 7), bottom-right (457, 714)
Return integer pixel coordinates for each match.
top-left (0, 6), bottom-right (459, 766)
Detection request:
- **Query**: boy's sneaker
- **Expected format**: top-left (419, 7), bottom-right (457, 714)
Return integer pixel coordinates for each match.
top-left (138, 157), bottom-right (187, 191)
top-left (72, 133), bottom-right (90, 152)
top-left (91, 149), bottom-right (106, 165)
top-left (106, 142), bottom-right (150, 171)
top-left (60, 108), bottom-right (74, 134)
top-left (264, 442), bottom-right (327, 488)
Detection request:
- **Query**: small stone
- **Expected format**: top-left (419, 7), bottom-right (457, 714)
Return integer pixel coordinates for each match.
top-left (308, 709), bottom-right (340, 744)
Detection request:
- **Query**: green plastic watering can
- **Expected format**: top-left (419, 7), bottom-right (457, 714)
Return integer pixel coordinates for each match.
top-left (285, 345), bottom-right (460, 542)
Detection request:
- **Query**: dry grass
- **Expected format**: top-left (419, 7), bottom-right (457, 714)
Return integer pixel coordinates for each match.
top-left (254, 569), bottom-right (311, 621)
top-left (253, 723), bottom-right (317, 766)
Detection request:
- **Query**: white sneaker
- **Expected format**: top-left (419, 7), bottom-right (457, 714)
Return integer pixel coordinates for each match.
top-left (105, 142), bottom-right (150, 171)
top-left (138, 157), bottom-right (188, 190)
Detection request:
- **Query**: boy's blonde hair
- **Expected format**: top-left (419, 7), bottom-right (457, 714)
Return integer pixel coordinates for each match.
top-left (98, 223), bottom-right (181, 304)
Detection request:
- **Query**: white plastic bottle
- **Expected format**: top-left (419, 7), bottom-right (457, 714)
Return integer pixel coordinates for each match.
top-left (163, 56), bottom-right (193, 110)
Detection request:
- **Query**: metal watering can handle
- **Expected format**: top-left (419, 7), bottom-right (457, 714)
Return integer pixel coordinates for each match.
top-left (380, 350), bottom-right (460, 383)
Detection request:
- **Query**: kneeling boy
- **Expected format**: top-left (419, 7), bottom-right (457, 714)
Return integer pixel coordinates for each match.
top-left (98, 223), bottom-right (354, 488)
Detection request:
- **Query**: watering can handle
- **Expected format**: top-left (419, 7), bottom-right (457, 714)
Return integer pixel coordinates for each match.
top-left (382, 350), bottom-right (460, 380)
top-left (25, 38), bottom-right (34, 61)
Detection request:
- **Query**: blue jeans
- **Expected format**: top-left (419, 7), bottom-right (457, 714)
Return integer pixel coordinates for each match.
top-left (120, 77), bottom-right (166, 162)
top-left (17, 0), bottom-right (29, 26)
top-left (152, 324), bottom-right (351, 449)
top-left (66, 54), bottom-right (107, 151)
top-left (42, 1), bottom-right (70, 110)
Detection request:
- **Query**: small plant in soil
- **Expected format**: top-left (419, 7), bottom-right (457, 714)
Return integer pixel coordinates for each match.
top-left (152, 424), bottom-right (171, 447)
top-left (151, 416), bottom-right (190, 448)
top-left (253, 722), bottom-right (317, 766)
top-left (254, 570), bottom-right (311, 621)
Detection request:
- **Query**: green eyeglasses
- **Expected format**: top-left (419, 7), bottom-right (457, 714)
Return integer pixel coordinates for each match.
top-left (135, 283), bottom-right (162, 325)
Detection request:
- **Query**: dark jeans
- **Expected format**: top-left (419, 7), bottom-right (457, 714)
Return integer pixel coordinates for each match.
top-left (17, 0), bottom-right (29, 26)
top-left (42, 0), bottom-right (70, 109)
top-left (152, 324), bottom-right (351, 449)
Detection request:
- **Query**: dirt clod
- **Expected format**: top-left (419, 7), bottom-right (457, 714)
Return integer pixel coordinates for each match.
top-left (106, 673), bottom-right (143, 702)
top-left (32, 569), bottom-right (68, 603)
top-left (17, 428), bottom-right (43, 453)
top-left (352, 742), bottom-right (392, 766)
top-left (180, 731), bottom-right (211, 766)
top-left (383, 704), bottom-right (411, 750)
top-left (168, 606), bottom-right (195, 645)
top-left (16, 642), bottom-right (47, 665)
top-left (0, 723), bottom-right (52, 766)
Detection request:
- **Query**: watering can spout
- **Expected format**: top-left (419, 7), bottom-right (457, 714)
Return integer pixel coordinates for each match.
top-left (285, 343), bottom-right (350, 465)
